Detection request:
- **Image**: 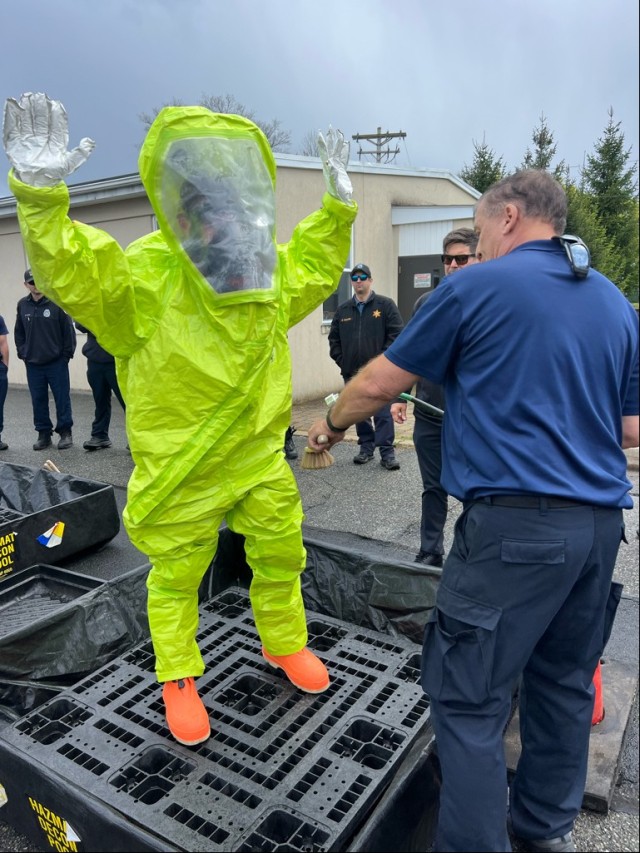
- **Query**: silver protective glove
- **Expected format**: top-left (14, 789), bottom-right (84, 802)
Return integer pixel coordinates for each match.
top-left (317, 126), bottom-right (353, 205)
top-left (3, 92), bottom-right (95, 187)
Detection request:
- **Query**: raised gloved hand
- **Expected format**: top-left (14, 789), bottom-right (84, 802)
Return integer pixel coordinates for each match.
top-left (3, 92), bottom-right (95, 187)
top-left (317, 126), bottom-right (353, 205)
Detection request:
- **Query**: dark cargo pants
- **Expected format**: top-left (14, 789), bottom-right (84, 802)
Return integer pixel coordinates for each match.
top-left (421, 498), bottom-right (624, 851)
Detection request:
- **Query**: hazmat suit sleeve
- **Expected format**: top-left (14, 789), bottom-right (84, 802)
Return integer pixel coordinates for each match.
top-left (283, 193), bottom-right (357, 328)
top-left (7, 171), bottom-right (152, 358)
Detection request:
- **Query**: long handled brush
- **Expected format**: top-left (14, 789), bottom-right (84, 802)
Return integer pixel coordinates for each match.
top-left (398, 392), bottom-right (444, 418)
top-left (327, 390), bottom-right (444, 419)
top-left (300, 434), bottom-right (335, 470)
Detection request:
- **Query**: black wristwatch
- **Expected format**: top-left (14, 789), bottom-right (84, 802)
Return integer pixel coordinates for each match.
top-left (326, 408), bottom-right (347, 433)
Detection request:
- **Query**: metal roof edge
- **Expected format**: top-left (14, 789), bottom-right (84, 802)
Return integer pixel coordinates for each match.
top-left (273, 153), bottom-right (481, 196)
top-left (0, 161), bottom-right (479, 216)
top-left (391, 205), bottom-right (477, 225)
top-left (0, 172), bottom-right (147, 216)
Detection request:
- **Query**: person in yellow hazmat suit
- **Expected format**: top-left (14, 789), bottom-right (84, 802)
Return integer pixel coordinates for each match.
top-left (3, 92), bottom-right (357, 746)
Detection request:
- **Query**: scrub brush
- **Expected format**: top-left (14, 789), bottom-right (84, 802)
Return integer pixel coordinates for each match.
top-left (300, 434), bottom-right (335, 470)
top-left (300, 392), bottom-right (343, 469)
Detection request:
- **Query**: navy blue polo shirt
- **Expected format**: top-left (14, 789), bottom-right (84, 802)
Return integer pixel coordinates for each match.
top-left (385, 240), bottom-right (639, 508)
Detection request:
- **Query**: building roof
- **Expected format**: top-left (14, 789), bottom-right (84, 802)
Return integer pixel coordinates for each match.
top-left (0, 156), bottom-right (479, 217)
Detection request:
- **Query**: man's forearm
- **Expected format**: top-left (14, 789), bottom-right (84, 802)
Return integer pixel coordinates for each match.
top-left (622, 415), bottom-right (639, 449)
top-left (329, 355), bottom-right (417, 430)
top-left (328, 378), bottom-right (388, 429)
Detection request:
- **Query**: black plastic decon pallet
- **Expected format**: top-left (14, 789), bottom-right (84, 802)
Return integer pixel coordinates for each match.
top-left (0, 588), bottom-right (431, 852)
top-left (0, 564), bottom-right (102, 637)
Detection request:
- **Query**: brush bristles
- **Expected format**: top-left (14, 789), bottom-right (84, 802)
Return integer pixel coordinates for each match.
top-left (300, 447), bottom-right (335, 470)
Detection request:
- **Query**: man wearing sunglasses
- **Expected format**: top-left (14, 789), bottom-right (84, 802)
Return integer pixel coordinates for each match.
top-left (391, 228), bottom-right (478, 566)
top-left (329, 263), bottom-right (404, 469)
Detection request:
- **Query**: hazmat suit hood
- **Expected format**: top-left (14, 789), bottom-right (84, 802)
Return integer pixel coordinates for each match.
top-left (139, 106), bottom-right (278, 304)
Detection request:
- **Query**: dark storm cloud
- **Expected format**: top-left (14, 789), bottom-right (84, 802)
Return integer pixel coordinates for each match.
top-left (1, 0), bottom-right (637, 197)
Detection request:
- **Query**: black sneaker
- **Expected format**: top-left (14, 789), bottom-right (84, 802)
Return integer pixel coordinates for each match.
top-left (33, 431), bottom-right (52, 451)
top-left (380, 456), bottom-right (400, 471)
top-left (83, 436), bottom-right (112, 451)
top-left (507, 814), bottom-right (575, 852)
top-left (284, 426), bottom-right (298, 460)
top-left (0, 435), bottom-right (7, 451)
top-left (353, 452), bottom-right (374, 464)
top-left (522, 835), bottom-right (575, 853)
top-left (415, 551), bottom-right (444, 567)
top-left (57, 431), bottom-right (73, 450)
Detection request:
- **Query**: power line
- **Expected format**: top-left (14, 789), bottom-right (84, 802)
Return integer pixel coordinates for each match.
top-left (352, 127), bottom-right (407, 164)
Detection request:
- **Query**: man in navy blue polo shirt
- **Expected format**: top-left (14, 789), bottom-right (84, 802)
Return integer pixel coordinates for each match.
top-left (307, 170), bottom-right (639, 853)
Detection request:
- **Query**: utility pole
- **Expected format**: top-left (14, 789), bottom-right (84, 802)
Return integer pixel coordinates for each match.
top-left (352, 127), bottom-right (406, 163)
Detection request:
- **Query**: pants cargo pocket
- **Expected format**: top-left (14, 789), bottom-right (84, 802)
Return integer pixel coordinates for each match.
top-left (421, 585), bottom-right (501, 705)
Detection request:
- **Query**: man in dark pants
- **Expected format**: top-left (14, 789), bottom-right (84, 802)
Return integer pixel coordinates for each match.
top-left (75, 322), bottom-right (126, 450)
top-left (391, 228), bottom-right (479, 566)
top-left (328, 262), bottom-right (404, 469)
top-left (283, 425), bottom-right (298, 460)
top-left (15, 269), bottom-right (76, 450)
top-left (0, 313), bottom-right (10, 450)
top-left (309, 170), bottom-right (639, 852)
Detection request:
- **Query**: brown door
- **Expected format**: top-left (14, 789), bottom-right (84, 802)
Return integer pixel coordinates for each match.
top-left (397, 255), bottom-right (445, 323)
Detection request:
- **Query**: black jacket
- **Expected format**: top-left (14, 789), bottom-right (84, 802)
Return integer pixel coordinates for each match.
top-left (14, 295), bottom-right (76, 365)
top-left (410, 290), bottom-right (445, 423)
top-left (75, 322), bottom-right (115, 364)
top-left (329, 292), bottom-right (404, 379)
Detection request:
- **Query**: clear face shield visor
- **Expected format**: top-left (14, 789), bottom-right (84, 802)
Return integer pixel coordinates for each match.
top-left (160, 136), bottom-right (277, 296)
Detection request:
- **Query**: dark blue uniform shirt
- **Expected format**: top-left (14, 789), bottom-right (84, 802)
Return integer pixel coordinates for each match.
top-left (386, 240), bottom-right (639, 508)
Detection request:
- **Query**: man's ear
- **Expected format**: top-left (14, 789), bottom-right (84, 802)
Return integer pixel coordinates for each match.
top-left (503, 203), bottom-right (519, 233)
top-left (177, 212), bottom-right (189, 234)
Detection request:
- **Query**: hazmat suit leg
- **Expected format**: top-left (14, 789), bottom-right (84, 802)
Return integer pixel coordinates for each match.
top-left (126, 447), bottom-right (308, 682)
top-left (142, 536), bottom-right (224, 683)
top-left (226, 452), bottom-right (308, 657)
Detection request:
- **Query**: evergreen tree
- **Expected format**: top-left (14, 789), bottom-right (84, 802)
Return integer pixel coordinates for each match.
top-left (521, 113), bottom-right (566, 179)
top-left (459, 135), bottom-right (507, 192)
top-left (564, 182), bottom-right (617, 285)
top-left (581, 109), bottom-right (638, 300)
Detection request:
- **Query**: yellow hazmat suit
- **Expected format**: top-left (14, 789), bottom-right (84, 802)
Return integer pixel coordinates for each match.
top-left (9, 107), bottom-right (357, 681)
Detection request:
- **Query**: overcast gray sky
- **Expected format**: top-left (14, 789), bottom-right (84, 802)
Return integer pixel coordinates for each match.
top-left (1, 0), bottom-right (638, 197)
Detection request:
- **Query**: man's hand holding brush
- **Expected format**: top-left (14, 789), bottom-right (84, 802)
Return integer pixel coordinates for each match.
top-left (305, 354), bottom-right (419, 462)
top-left (301, 413), bottom-right (345, 470)
top-left (308, 411), bottom-right (347, 451)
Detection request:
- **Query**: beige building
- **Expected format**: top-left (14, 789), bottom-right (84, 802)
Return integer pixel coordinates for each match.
top-left (0, 156), bottom-right (479, 401)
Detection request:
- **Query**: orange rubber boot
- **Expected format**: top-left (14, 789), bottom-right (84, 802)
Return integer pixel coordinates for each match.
top-left (162, 677), bottom-right (211, 746)
top-left (591, 660), bottom-right (605, 725)
top-left (262, 646), bottom-right (330, 693)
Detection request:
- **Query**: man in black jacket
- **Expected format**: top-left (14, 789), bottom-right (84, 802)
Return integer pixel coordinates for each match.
top-left (15, 268), bottom-right (76, 450)
top-left (329, 263), bottom-right (404, 469)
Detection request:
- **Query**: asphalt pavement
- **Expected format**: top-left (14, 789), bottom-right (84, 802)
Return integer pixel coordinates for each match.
top-left (0, 386), bottom-right (638, 852)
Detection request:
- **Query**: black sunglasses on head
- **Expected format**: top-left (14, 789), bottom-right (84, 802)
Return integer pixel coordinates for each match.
top-left (441, 253), bottom-right (475, 266)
